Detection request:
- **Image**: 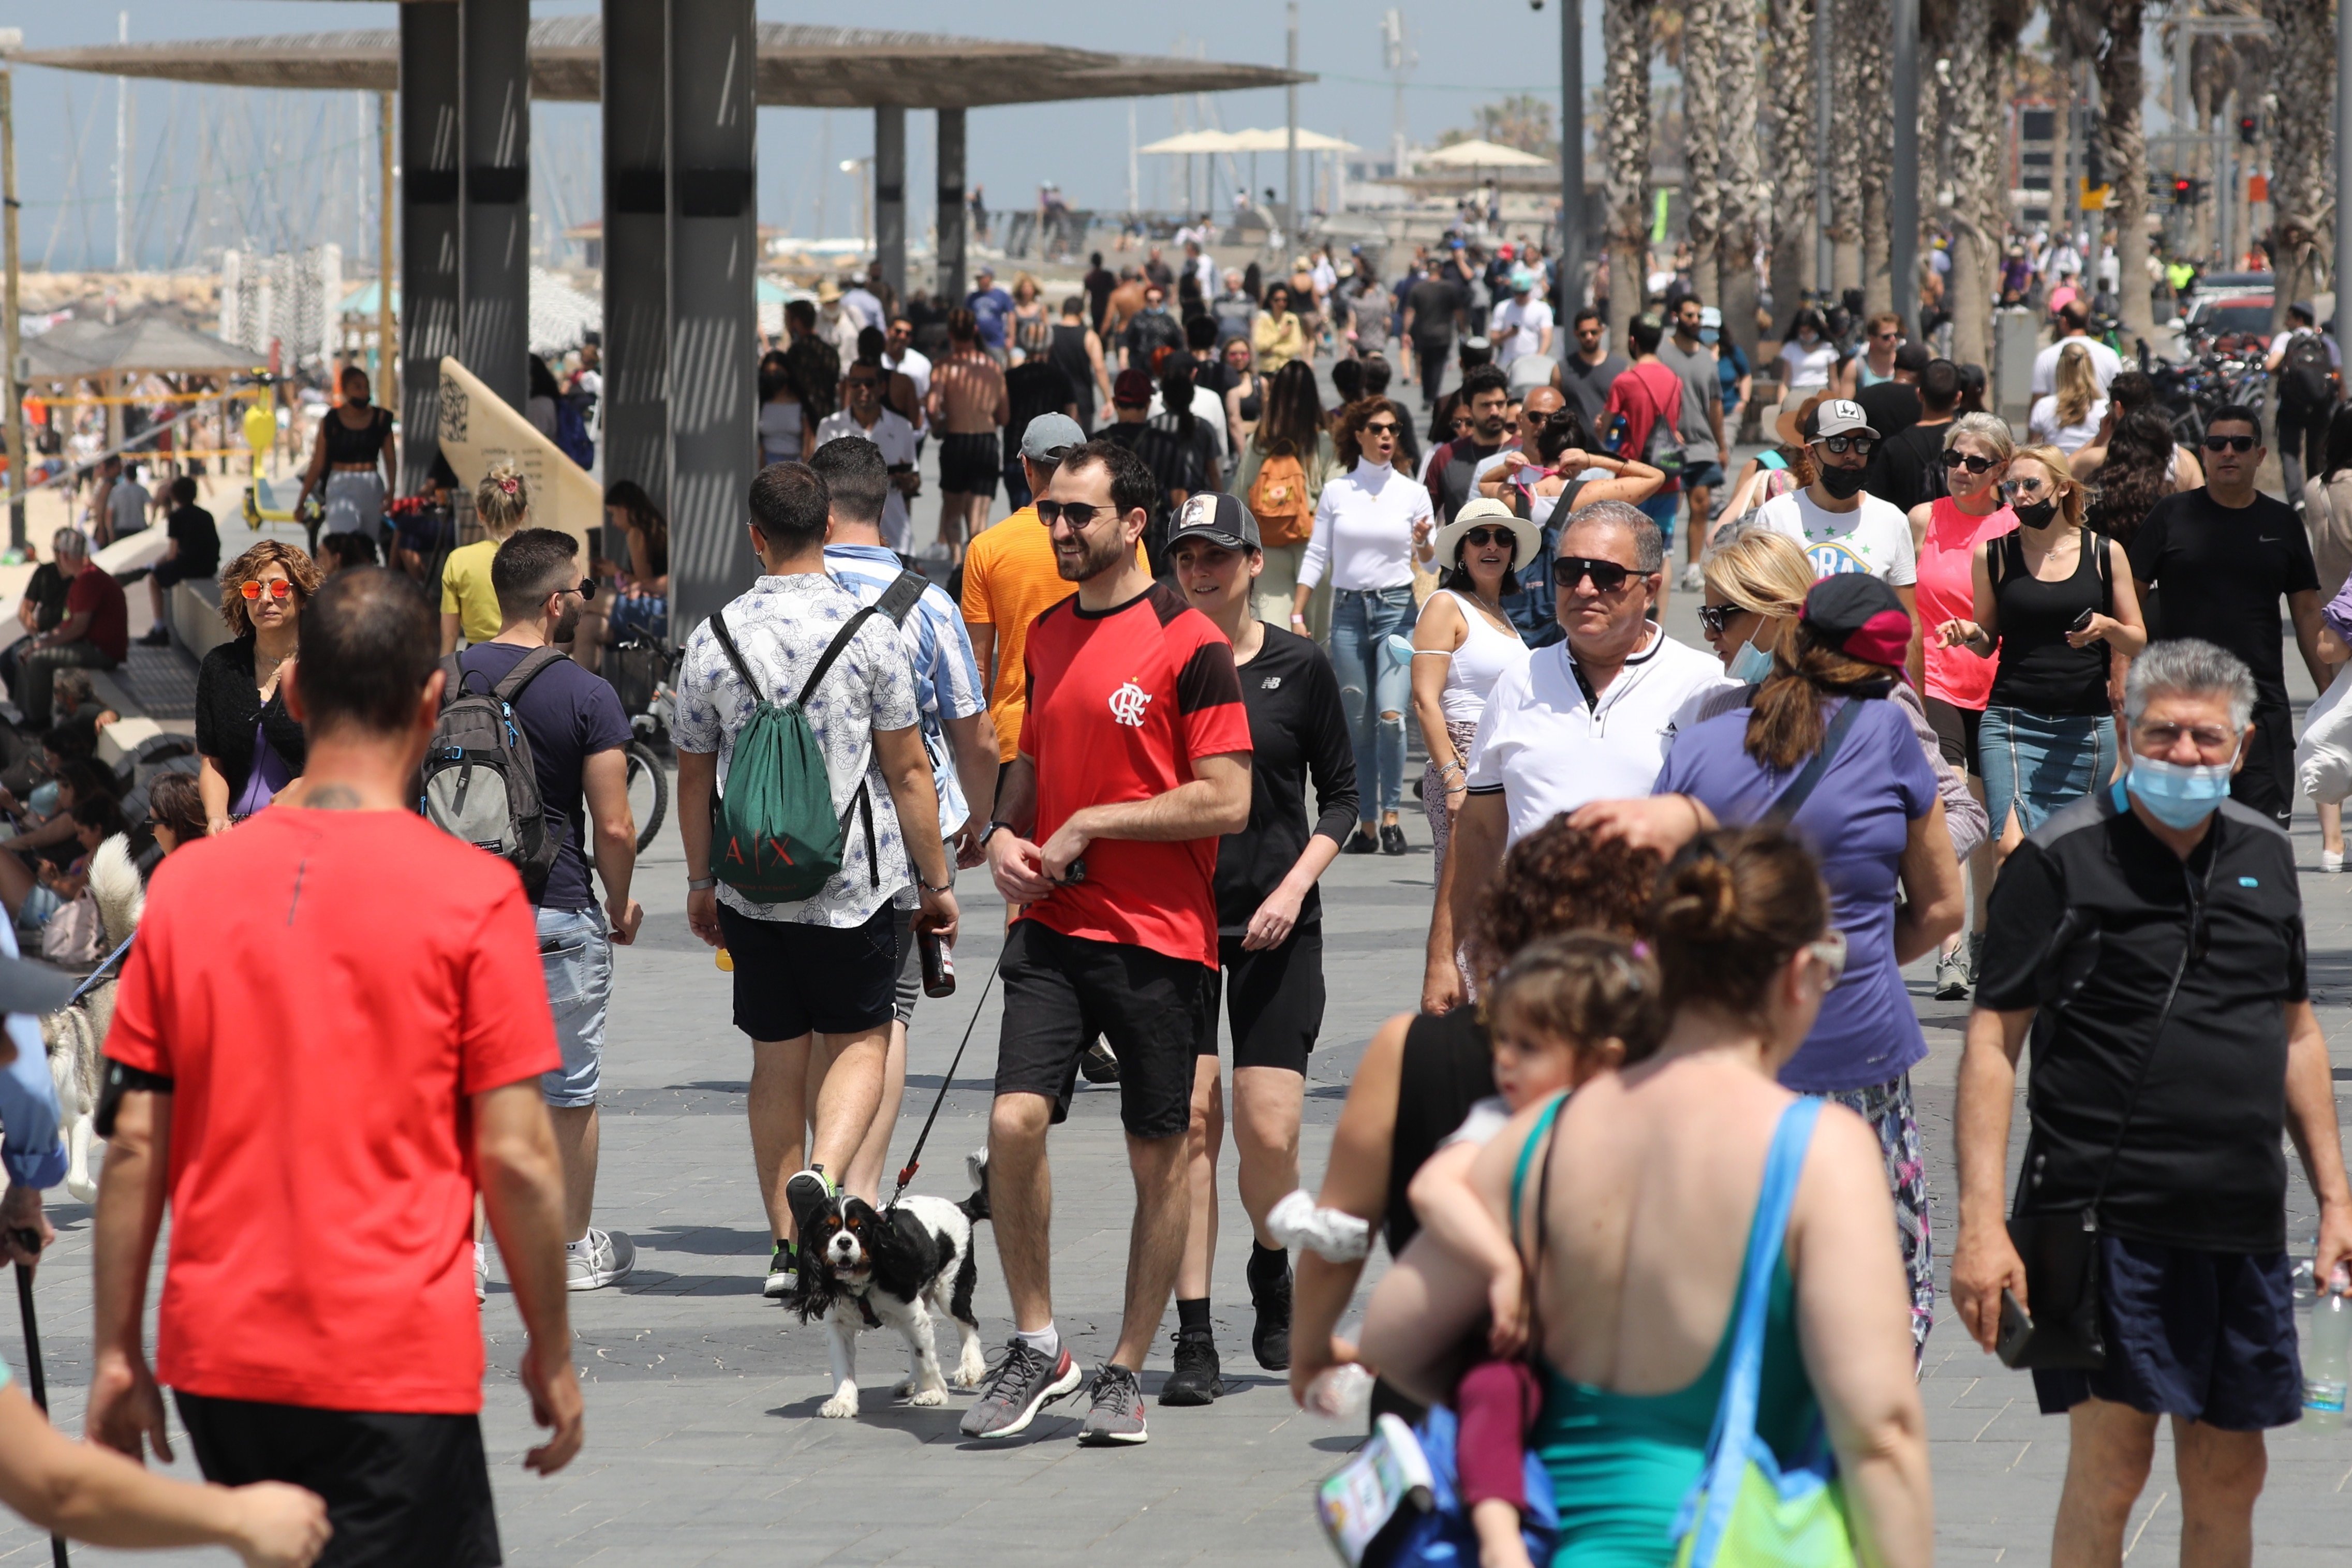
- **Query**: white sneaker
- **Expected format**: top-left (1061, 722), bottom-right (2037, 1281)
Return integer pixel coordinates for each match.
top-left (2324, 848), bottom-right (2344, 872)
top-left (566, 1227), bottom-right (637, 1292)
top-left (475, 1241), bottom-right (489, 1303)
top-left (1679, 561), bottom-right (1705, 592)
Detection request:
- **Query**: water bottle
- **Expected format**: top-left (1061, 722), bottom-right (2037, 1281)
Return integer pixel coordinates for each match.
top-left (1303, 1363), bottom-right (1375, 1423)
top-left (2303, 1265), bottom-right (2350, 1431)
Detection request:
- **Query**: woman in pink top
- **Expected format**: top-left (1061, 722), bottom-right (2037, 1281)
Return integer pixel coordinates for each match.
top-left (1906, 411), bottom-right (2016, 1001)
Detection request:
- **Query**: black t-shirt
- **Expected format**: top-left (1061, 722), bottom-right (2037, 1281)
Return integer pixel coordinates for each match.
top-left (1854, 381), bottom-right (1920, 445)
top-left (1214, 625), bottom-right (1358, 933)
top-left (454, 644), bottom-right (633, 911)
top-left (1386, 1008), bottom-right (1498, 1256)
top-left (1429, 436), bottom-right (1505, 527)
top-left (1406, 278), bottom-right (1465, 347)
top-left (1975, 787), bottom-right (2306, 1252)
top-left (1004, 361), bottom-right (1076, 454)
top-left (1084, 266), bottom-right (1117, 331)
top-left (2125, 488), bottom-right (2319, 706)
top-left (167, 504), bottom-right (220, 576)
top-left (21, 563), bottom-right (70, 633)
top-left (1864, 416), bottom-right (1950, 513)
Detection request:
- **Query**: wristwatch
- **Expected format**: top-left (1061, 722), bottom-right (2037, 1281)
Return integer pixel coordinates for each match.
top-left (686, 876), bottom-right (717, 891)
top-left (975, 820), bottom-right (1014, 850)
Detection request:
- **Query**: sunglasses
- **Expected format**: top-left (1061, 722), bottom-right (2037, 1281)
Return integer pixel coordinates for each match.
top-left (1037, 499), bottom-right (1115, 529)
top-left (240, 580), bottom-right (295, 602)
top-left (1458, 526), bottom-right (1515, 549)
top-left (2202, 433), bottom-right (2257, 452)
top-left (1363, 421), bottom-right (1399, 436)
top-left (1816, 435), bottom-right (1875, 456)
top-left (1551, 556), bottom-right (1637, 593)
top-left (1695, 602), bottom-right (1750, 636)
top-left (2000, 478), bottom-right (2051, 500)
top-left (1941, 450), bottom-right (1996, 474)
top-left (1808, 929), bottom-right (1850, 989)
top-left (562, 578), bottom-right (598, 601)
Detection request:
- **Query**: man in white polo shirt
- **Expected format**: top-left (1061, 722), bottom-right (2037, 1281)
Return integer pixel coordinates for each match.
top-left (1422, 499), bottom-right (1736, 1012)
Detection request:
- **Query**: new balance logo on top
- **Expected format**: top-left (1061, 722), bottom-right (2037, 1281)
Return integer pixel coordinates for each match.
top-left (1108, 680), bottom-right (1151, 728)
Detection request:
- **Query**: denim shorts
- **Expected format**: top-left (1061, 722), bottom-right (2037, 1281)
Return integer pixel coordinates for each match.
top-left (537, 906), bottom-right (612, 1108)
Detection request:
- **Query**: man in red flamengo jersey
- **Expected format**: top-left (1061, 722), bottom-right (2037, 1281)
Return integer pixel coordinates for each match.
top-left (960, 440), bottom-right (1253, 1447)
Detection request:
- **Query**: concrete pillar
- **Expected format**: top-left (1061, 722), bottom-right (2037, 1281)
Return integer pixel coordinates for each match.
top-left (875, 106), bottom-right (907, 308)
top-left (602, 0), bottom-right (669, 513)
top-left (460, 0), bottom-right (529, 411)
top-left (398, 5), bottom-right (462, 494)
top-left (666, 0), bottom-right (759, 637)
top-left (936, 107), bottom-right (967, 305)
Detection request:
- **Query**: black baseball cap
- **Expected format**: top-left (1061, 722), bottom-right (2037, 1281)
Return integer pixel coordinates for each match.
top-left (1165, 492), bottom-right (1260, 553)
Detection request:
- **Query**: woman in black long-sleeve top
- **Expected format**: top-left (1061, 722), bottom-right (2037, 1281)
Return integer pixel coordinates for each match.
top-left (1157, 494), bottom-right (1359, 1406)
top-left (196, 541), bottom-right (321, 835)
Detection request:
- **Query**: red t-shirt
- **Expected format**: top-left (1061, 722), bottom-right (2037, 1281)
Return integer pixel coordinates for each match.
top-left (1604, 361), bottom-right (1688, 493)
top-left (1018, 581), bottom-right (1251, 967)
top-left (66, 565), bottom-right (128, 664)
top-left (104, 809), bottom-right (558, 1414)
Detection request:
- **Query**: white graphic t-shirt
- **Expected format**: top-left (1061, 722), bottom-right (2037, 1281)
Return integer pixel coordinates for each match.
top-left (1755, 489), bottom-right (1918, 585)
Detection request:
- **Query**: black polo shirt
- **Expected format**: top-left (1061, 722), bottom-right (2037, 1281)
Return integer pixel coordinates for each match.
top-left (1976, 784), bottom-right (2305, 1253)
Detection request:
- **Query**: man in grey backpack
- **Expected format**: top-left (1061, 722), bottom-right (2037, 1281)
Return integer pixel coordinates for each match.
top-left (674, 462), bottom-right (958, 1303)
top-left (452, 528), bottom-right (646, 1293)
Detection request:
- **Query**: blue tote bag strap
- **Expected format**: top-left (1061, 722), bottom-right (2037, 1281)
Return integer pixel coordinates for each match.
top-left (1674, 1096), bottom-right (1824, 1567)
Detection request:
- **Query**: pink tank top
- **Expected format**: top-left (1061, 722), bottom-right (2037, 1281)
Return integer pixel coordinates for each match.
top-left (1917, 496), bottom-right (2017, 710)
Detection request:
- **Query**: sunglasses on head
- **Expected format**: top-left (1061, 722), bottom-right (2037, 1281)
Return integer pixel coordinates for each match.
top-left (240, 580), bottom-right (295, 602)
top-left (1459, 526), bottom-right (1515, 549)
top-left (2202, 433), bottom-right (2257, 452)
top-left (1036, 499), bottom-right (1114, 528)
top-left (1551, 556), bottom-right (1636, 593)
top-left (1816, 434), bottom-right (1875, 456)
top-left (1941, 450), bottom-right (1996, 474)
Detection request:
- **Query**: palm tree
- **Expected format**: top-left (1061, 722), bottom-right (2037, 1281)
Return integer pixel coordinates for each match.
top-left (1830, 0), bottom-right (1867, 295)
top-left (2095, 0), bottom-right (2156, 345)
top-left (1683, 0), bottom-right (1725, 305)
top-left (1768, 0), bottom-right (1818, 327)
top-left (1718, 0), bottom-right (1769, 359)
top-left (1936, 0), bottom-right (1999, 367)
top-left (2260, 0), bottom-right (2332, 328)
top-left (1603, 0), bottom-right (1656, 327)
top-left (1853, 0), bottom-right (1896, 312)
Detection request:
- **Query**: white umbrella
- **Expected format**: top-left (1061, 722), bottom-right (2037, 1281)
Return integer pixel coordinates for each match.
top-left (1226, 126), bottom-right (1360, 153)
top-left (1420, 138), bottom-right (1554, 170)
top-left (1138, 128), bottom-right (1244, 155)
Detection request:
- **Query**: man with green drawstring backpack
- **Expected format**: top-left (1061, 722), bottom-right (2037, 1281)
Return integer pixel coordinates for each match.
top-left (673, 462), bottom-right (959, 1306)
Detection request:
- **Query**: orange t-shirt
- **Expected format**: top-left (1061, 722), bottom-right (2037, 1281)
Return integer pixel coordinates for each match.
top-left (959, 506), bottom-right (1148, 763)
top-left (104, 809), bottom-right (559, 1414)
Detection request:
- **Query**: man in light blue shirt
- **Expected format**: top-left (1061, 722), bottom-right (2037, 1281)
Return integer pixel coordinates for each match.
top-left (967, 268), bottom-right (1015, 361)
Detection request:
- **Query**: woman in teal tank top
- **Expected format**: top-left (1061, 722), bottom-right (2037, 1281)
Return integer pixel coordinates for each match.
top-left (1377, 828), bottom-right (1934, 1568)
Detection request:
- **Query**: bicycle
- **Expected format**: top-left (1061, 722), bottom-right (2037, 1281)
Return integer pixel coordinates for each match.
top-left (613, 635), bottom-right (677, 854)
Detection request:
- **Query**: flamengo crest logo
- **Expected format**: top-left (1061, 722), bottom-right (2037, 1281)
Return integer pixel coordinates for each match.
top-left (1108, 679), bottom-right (1151, 727)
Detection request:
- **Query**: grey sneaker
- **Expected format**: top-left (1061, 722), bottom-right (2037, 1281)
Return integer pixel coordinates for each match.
top-left (1679, 561), bottom-right (1705, 592)
top-left (1078, 1363), bottom-right (1150, 1446)
top-left (763, 1240), bottom-right (798, 1301)
top-left (566, 1227), bottom-right (636, 1291)
top-left (1933, 947), bottom-right (1969, 1002)
top-left (960, 1341), bottom-right (1084, 1440)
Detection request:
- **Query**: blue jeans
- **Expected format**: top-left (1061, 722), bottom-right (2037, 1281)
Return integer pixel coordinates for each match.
top-left (1328, 586), bottom-right (1417, 819)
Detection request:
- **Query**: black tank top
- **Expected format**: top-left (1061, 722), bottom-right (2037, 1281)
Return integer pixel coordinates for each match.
top-left (1986, 526), bottom-right (2113, 717)
top-left (323, 406), bottom-right (391, 465)
top-left (1384, 1008), bottom-right (1498, 1256)
top-left (1237, 373), bottom-right (1263, 424)
top-left (1047, 323), bottom-right (1093, 415)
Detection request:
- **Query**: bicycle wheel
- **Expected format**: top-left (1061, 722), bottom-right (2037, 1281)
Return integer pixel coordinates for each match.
top-left (626, 742), bottom-right (669, 852)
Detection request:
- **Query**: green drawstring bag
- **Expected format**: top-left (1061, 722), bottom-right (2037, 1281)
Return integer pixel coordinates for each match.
top-left (703, 605), bottom-right (879, 905)
top-left (1669, 1097), bottom-right (1859, 1568)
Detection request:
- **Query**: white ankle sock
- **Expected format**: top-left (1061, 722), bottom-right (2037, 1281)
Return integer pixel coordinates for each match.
top-left (1014, 1324), bottom-right (1059, 1361)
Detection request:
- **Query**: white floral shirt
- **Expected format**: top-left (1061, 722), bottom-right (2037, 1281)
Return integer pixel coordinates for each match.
top-left (674, 573), bottom-right (920, 927)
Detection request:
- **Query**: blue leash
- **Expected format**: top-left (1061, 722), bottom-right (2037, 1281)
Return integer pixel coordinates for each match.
top-left (64, 934), bottom-right (135, 1009)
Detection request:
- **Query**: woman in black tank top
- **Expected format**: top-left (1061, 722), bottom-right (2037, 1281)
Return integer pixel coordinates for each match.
top-left (1933, 447), bottom-right (2147, 850)
top-left (298, 365), bottom-right (398, 551)
top-left (1046, 307), bottom-right (1101, 428)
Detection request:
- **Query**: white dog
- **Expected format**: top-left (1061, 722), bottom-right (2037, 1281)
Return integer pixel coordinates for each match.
top-left (40, 834), bottom-right (143, 1202)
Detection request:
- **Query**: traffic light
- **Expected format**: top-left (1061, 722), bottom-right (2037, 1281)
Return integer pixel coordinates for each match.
top-left (2172, 174), bottom-right (2200, 205)
top-left (2239, 114), bottom-right (2260, 145)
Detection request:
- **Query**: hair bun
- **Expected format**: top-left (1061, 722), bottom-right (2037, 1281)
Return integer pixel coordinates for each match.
top-left (1654, 855), bottom-right (1742, 944)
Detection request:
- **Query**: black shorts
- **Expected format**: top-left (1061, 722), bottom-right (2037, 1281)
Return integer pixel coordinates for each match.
top-left (1924, 696), bottom-right (1984, 776)
top-left (716, 901), bottom-right (897, 1040)
top-left (939, 432), bottom-right (1001, 497)
top-left (2032, 1236), bottom-right (2302, 1431)
top-left (1200, 925), bottom-right (1325, 1074)
top-left (891, 904), bottom-right (921, 1028)
top-left (2229, 701), bottom-right (2295, 826)
top-left (995, 919), bottom-right (1212, 1138)
top-left (174, 1391), bottom-right (499, 1567)
top-left (153, 557), bottom-right (217, 593)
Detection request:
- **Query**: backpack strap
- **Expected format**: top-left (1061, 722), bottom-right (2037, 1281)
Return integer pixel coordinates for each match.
top-left (707, 608), bottom-right (768, 703)
top-left (795, 605), bottom-right (885, 708)
top-left (875, 567), bottom-right (929, 628)
top-left (493, 645), bottom-right (569, 704)
top-left (437, 653), bottom-right (472, 710)
top-left (1761, 695), bottom-right (1867, 828)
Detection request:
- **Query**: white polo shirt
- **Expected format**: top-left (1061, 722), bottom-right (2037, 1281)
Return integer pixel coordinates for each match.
top-left (1465, 627), bottom-right (1739, 846)
top-left (813, 407), bottom-right (922, 553)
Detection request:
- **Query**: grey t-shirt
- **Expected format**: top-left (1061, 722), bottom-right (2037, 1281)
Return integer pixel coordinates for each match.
top-left (107, 478), bottom-right (150, 538)
top-left (1655, 338), bottom-right (1723, 464)
top-left (1559, 351), bottom-right (1629, 432)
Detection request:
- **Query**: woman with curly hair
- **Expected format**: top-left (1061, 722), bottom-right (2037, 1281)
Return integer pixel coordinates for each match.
top-left (196, 539), bottom-right (323, 835)
top-left (2082, 407), bottom-right (2178, 551)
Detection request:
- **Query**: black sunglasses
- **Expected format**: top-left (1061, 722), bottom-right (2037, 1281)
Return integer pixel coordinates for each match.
top-left (1695, 603), bottom-right (1748, 636)
top-left (559, 578), bottom-right (597, 601)
top-left (1459, 526), bottom-right (1515, 548)
top-left (1037, 499), bottom-right (1114, 528)
top-left (1363, 421), bottom-right (1399, 436)
top-left (2202, 433), bottom-right (2257, 452)
top-left (1552, 556), bottom-right (1637, 593)
top-left (1941, 450), bottom-right (1996, 474)
top-left (1816, 435), bottom-right (1876, 456)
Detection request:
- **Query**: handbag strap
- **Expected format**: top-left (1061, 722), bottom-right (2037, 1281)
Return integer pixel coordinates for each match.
top-left (1677, 1096), bottom-right (1824, 1568)
top-left (1760, 697), bottom-right (1867, 829)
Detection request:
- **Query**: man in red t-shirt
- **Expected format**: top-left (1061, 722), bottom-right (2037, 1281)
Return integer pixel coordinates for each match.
top-left (90, 569), bottom-right (582, 1565)
top-left (12, 529), bottom-right (126, 729)
top-left (964, 441), bottom-right (1252, 1447)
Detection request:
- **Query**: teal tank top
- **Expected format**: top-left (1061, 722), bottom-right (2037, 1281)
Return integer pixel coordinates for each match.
top-left (1510, 1097), bottom-right (1821, 1567)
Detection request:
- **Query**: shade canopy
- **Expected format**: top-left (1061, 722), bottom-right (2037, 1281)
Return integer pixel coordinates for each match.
top-left (22, 19), bottom-right (1308, 109)
top-left (1420, 138), bottom-right (1556, 170)
top-left (24, 316), bottom-right (260, 380)
top-left (1139, 126), bottom-right (1360, 156)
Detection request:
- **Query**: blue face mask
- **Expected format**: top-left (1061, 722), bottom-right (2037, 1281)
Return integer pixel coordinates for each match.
top-left (2125, 753), bottom-right (2235, 829)
top-left (1726, 638), bottom-right (1775, 685)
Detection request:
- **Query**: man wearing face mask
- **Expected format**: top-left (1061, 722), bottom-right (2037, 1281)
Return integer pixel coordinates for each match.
top-left (2126, 405), bottom-right (2329, 826)
top-left (1951, 639), bottom-right (2352, 1567)
top-left (1756, 400), bottom-right (1919, 618)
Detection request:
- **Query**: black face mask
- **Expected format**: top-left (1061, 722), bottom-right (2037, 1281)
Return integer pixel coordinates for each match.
top-left (2012, 498), bottom-right (2060, 530)
top-left (1817, 465), bottom-right (1869, 500)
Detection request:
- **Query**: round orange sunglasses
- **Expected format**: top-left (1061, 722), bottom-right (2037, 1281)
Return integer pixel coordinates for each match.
top-left (239, 580), bottom-right (295, 602)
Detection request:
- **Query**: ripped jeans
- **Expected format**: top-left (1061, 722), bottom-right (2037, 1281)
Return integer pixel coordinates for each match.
top-left (1327, 586), bottom-right (1418, 819)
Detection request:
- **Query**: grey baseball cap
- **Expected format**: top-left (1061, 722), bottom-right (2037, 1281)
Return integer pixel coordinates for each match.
top-left (1166, 492), bottom-right (1260, 552)
top-left (1019, 412), bottom-right (1086, 463)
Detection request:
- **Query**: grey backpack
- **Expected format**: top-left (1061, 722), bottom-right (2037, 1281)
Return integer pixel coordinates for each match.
top-left (421, 647), bottom-right (565, 899)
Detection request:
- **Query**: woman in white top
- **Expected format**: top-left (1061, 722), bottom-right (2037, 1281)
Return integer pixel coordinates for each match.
top-left (1777, 307), bottom-right (1838, 396)
top-left (756, 351), bottom-right (811, 467)
top-left (1411, 497), bottom-right (1534, 878)
top-left (2027, 341), bottom-right (2108, 455)
top-left (1295, 395), bottom-right (1436, 855)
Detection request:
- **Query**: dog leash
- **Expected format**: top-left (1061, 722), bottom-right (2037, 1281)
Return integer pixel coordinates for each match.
top-left (64, 934), bottom-right (135, 1010)
top-left (889, 945), bottom-right (1006, 1208)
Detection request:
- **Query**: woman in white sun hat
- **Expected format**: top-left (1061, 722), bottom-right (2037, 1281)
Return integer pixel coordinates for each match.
top-left (1411, 496), bottom-right (1536, 877)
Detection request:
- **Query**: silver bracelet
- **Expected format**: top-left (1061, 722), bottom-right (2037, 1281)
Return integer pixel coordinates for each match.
top-left (686, 876), bottom-right (717, 891)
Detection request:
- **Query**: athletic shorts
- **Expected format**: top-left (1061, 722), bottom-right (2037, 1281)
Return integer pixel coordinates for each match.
top-left (891, 903), bottom-right (921, 1028)
top-left (1923, 695), bottom-right (1984, 776)
top-left (939, 432), bottom-right (1002, 497)
top-left (537, 905), bottom-right (611, 1108)
top-left (995, 919), bottom-right (1212, 1139)
top-left (1680, 460), bottom-right (1727, 493)
top-left (175, 1391), bottom-right (499, 1568)
top-left (1637, 490), bottom-right (1680, 543)
top-left (716, 901), bottom-right (897, 1040)
top-left (2031, 1236), bottom-right (2302, 1431)
top-left (1199, 925), bottom-right (1324, 1074)
top-left (2230, 701), bottom-right (2295, 827)
top-left (153, 556), bottom-right (217, 593)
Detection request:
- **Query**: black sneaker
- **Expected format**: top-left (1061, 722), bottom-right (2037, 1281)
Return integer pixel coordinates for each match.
top-left (1341, 827), bottom-right (1378, 855)
top-left (1078, 1363), bottom-right (1149, 1445)
top-left (763, 1240), bottom-right (798, 1301)
top-left (136, 626), bottom-right (172, 648)
top-left (1379, 823), bottom-right (1408, 856)
top-left (1079, 1040), bottom-right (1122, 1085)
top-left (1248, 1247), bottom-right (1293, 1370)
top-left (1157, 1329), bottom-right (1223, 1406)
top-left (783, 1167), bottom-right (836, 1237)
top-left (960, 1340), bottom-right (1084, 1440)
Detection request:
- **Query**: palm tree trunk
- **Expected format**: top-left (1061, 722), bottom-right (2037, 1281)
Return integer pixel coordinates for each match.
top-left (2260, 0), bottom-right (2332, 333)
top-left (1854, 0), bottom-right (1895, 313)
top-left (2096, 0), bottom-right (2154, 346)
top-left (1768, 0), bottom-right (1818, 328)
top-left (1719, 0), bottom-right (1768, 366)
top-left (1684, 0), bottom-right (1724, 306)
top-left (1941, 0), bottom-right (1999, 368)
top-left (1830, 0), bottom-right (1866, 295)
top-left (1604, 0), bottom-right (1655, 328)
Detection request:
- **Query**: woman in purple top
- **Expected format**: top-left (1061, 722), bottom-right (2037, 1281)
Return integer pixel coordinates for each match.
top-left (1581, 573), bottom-right (1964, 1355)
